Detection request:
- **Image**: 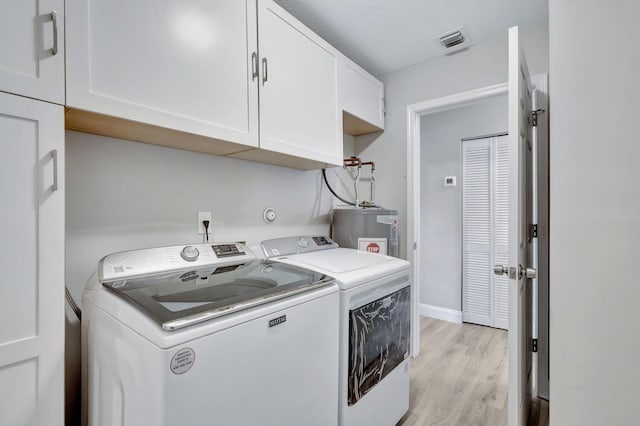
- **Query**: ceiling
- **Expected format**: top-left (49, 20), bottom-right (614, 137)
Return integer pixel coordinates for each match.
top-left (273, 0), bottom-right (548, 76)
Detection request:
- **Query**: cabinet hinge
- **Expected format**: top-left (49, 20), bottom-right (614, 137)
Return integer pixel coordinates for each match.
top-left (528, 109), bottom-right (545, 127)
top-left (532, 338), bottom-right (538, 353)
top-left (413, 242), bottom-right (417, 250)
top-left (528, 224), bottom-right (538, 240)
top-left (382, 97), bottom-right (387, 117)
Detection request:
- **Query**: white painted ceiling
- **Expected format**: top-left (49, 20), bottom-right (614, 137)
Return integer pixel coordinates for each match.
top-left (274, 0), bottom-right (548, 76)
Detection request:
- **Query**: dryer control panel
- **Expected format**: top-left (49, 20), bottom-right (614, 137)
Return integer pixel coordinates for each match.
top-left (261, 236), bottom-right (339, 258)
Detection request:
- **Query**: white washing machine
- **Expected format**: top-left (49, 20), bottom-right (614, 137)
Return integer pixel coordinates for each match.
top-left (82, 242), bottom-right (339, 426)
top-left (261, 236), bottom-right (411, 426)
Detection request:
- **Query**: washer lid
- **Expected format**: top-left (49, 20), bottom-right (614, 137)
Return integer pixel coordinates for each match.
top-left (282, 248), bottom-right (396, 274)
top-left (101, 260), bottom-right (332, 331)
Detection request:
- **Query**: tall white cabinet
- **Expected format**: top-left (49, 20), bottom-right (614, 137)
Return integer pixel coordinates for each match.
top-left (462, 135), bottom-right (509, 330)
top-left (0, 92), bottom-right (64, 426)
top-left (0, 0), bottom-right (65, 104)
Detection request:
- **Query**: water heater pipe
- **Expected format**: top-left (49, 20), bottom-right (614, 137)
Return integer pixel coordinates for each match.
top-left (321, 157), bottom-right (379, 207)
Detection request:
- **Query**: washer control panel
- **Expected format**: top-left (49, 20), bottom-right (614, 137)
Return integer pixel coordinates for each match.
top-left (100, 243), bottom-right (255, 282)
top-left (311, 236), bottom-right (333, 246)
top-left (212, 243), bottom-right (245, 258)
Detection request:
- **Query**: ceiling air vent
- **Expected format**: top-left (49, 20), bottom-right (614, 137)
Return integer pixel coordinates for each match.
top-left (434, 26), bottom-right (472, 54)
top-left (440, 30), bottom-right (465, 48)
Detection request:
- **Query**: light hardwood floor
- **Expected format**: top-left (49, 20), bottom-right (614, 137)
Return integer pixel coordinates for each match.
top-left (398, 317), bottom-right (549, 426)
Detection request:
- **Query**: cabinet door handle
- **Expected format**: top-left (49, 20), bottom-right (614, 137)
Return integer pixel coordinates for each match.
top-left (50, 149), bottom-right (58, 192)
top-left (262, 58), bottom-right (268, 85)
top-left (251, 52), bottom-right (258, 81)
top-left (50, 10), bottom-right (59, 56)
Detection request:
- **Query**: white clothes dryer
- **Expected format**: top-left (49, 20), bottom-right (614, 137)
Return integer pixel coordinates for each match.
top-left (82, 242), bottom-right (339, 426)
top-left (261, 236), bottom-right (411, 426)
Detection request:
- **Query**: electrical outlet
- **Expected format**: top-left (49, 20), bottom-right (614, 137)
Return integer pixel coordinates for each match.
top-left (197, 211), bottom-right (212, 235)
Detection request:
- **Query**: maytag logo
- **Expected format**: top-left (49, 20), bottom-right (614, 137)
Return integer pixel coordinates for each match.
top-left (268, 315), bottom-right (286, 328)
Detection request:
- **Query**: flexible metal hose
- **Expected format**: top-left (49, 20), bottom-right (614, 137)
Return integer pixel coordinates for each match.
top-left (322, 169), bottom-right (356, 206)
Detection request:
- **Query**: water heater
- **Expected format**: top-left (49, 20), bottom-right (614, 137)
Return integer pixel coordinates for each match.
top-left (331, 207), bottom-right (399, 257)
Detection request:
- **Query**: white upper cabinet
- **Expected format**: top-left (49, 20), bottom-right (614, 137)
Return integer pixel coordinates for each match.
top-left (66, 0), bottom-right (259, 149)
top-left (65, 0), bottom-right (381, 169)
top-left (0, 0), bottom-right (65, 104)
top-left (338, 57), bottom-right (385, 134)
top-left (253, 0), bottom-right (342, 166)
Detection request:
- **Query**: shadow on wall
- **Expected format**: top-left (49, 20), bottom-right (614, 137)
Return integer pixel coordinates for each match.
top-left (354, 130), bottom-right (383, 155)
top-left (65, 306), bottom-right (81, 426)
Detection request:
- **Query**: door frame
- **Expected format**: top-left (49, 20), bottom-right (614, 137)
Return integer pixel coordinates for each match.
top-left (405, 74), bottom-right (548, 369)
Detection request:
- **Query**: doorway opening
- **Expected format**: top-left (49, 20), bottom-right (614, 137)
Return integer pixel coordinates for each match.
top-left (405, 74), bottom-right (549, 423)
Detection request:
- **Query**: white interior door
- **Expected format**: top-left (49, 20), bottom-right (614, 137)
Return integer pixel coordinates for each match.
top-left (493, 136), bottom-right (510, 330)
top-left (504, 26), bottom-right (534, 426)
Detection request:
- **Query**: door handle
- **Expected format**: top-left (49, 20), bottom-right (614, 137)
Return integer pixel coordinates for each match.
top-left (493, 265), bottom-right (508, 276)
top-left (520, 265), bottom-right (537, 279)
top-left (50, 10), bottom-right (59, 56)
top-left (50, 149), bottom-right (58, 192)
top-left (495, 264), bottom-right (536, 279)
top-left (493, 265), bottom-right (538, 280)
top-left (262, 58), bottom-right (268, 85)
top-left (251, 52), bottom-right (258, 81)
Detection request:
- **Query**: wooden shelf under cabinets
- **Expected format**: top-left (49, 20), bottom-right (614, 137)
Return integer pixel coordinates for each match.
top-left (65, 108), bottom-right (333, 171)
top-left (342, 111), bottom-right (383, 136)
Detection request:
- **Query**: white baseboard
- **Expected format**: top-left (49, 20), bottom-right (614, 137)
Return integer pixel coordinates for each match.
top-left (418, 303), bottom-right (462, 324)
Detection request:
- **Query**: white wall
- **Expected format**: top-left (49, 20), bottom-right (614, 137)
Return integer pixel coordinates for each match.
top-left (65, 132), bottom-right (344, 300)
top-left (549, 1), bottom-right (640, 424)
top-left (354, 23), bottom-right (549, 260)
top-left (420, 95), bottom-right (507, 310)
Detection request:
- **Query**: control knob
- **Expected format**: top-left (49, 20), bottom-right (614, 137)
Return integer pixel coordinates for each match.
top-left (181, 246), bottom-right (200, 262)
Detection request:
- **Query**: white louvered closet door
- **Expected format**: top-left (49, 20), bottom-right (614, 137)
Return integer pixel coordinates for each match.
top-left (462, 135), bottom-right (509, 330)
top-left (462, 138), bottom-right (492, 326)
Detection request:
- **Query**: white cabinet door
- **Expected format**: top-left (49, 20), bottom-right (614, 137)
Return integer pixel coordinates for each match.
top-left (66, 0), bottom-right (259, 148)
top-left (0, 0), bottom-right (65, 104)
top-left (339, 58), bottom-right (384, 131)
top-left (0, 92), bottom-right (64, 426)
top-left (257, 0), bottom-right (342, 166)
